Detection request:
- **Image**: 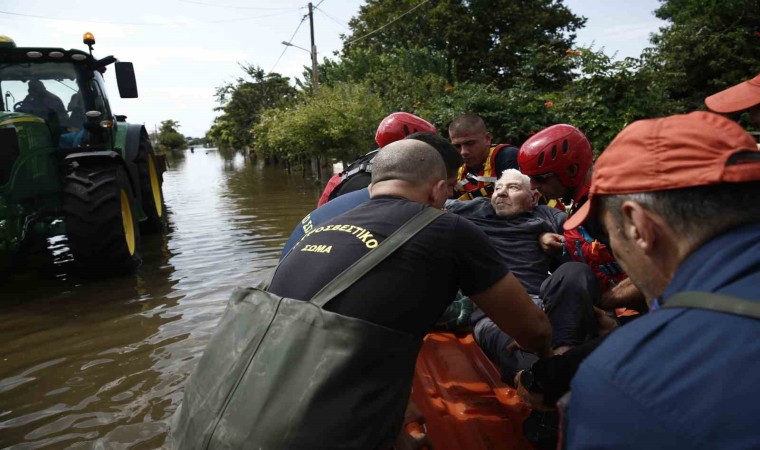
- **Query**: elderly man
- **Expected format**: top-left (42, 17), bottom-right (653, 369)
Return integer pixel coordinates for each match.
top-left (448, 113), bottom-right (519, 200)
top-left (562, 111), bottom-right (760, 449)
top-left (447, 169), bottom-right (600, 377)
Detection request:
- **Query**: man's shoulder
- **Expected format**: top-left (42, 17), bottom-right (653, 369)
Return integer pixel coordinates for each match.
top-left (492, 144), bottom-right (519, 172)
top-left (533, 205), bottom-right (566, 231)
top-left (312, 188), bottom-right (370, 225)
top-left (572, 304), bottom-right (760, 447)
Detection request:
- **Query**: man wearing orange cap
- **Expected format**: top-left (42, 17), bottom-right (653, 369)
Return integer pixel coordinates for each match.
top-left (705, 73), bottom-right (760, 128)
top-left (562, 111), bottom-right (760, 449)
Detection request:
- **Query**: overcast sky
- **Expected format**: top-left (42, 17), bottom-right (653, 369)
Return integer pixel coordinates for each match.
top-left (1, 0), bottom-right (667, 138)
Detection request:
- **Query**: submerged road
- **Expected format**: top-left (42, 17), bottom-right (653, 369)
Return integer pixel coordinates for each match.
top-left (0, 149), bottom-right (321, 448)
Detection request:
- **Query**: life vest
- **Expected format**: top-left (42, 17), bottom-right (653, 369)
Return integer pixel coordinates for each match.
top-left (454, 144), bottom-right (511, 200)
top-left (564, 225), bottom-right (627, 292)
top-left (565, 186), bottom-right (627, 291)
top-left (317, 149), bottom-right (379, 207)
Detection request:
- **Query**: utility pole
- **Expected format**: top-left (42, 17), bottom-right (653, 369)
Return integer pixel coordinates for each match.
top-left (308, 2), bottom-right (319, 92)
top-left (308, 2), bottom-right (321, 180)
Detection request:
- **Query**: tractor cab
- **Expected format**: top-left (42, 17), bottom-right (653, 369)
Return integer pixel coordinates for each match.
top-left (0, 33), bottom-right (137, 149)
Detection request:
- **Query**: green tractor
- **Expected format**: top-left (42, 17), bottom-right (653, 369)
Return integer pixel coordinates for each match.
top-left (0, 33), bottom-right (166, 274)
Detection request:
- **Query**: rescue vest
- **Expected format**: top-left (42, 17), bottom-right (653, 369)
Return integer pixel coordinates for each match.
top-left (564, 225), bottom-right (627, 292)
top-left (454, 144), bottom-right (511, 200)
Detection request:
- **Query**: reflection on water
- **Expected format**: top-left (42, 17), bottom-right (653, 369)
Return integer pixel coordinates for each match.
top-left (0, 149), bottom-right (321, 448)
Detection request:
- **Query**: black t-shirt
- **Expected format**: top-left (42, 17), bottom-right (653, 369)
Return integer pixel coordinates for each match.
top-left (269, 196), bottom-right (510, 337)
top-left (446, 198), bottom-right (566, 296)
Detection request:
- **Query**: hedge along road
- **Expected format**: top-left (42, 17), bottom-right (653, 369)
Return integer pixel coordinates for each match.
top-left (0, 149), bottom-right (322, 449)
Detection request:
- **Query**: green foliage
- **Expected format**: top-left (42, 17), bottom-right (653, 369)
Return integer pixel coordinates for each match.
top-left (252, 83), bottom-right (385, 164)
top-left (320, 47), bottom-right (450, 113)
top-left (649, 0), bottom-right (760, 110)
top-left (207, 0), bottom-right (760, 167)
top-left (549, 48), bottom-right (683, 153)
top-left (207, 65), bottom-right (298, 150)
top-left (344, 0), bottom-right (585, 90)
top-left (157, 119), bottom-right (186, 151)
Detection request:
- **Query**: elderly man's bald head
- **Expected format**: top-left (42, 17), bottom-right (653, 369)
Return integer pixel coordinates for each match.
top-left (371, 139), bottom-right (446, 186)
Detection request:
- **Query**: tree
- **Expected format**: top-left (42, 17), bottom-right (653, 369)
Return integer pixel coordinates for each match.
top-left (549, 48), bottom-right (683, 153)
top-left (208, 65), bottom-right (298, 150)
top-left (252, 83), bottom-right (385, 165)
top-left (158, 119), bottom-right (186, 151)
top-left (343, 0), bottom-right (585, 90)
top-left (648, 0), bottom-right (760, 111)
top-left (320, 47), bottom-right (449, 114)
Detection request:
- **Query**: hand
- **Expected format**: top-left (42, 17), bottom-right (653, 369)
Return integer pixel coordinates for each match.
top-left (392, 422), bottom-right (432, 450)
top-left (514, 370), bottom-right (555, 412)
top-left (539, 232), bottom-right (564, 254)
top-left (594, 307), bottom-right (619, 336)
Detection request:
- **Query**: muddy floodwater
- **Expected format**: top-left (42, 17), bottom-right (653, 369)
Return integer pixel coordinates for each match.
top-left (0, 150), bottom-right (322, 448)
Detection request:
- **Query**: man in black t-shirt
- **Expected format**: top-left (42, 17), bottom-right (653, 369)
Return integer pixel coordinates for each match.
top-left (271, 140), bottom-right (551, 343)
top-left (268, 140), bottom-right (552, 449)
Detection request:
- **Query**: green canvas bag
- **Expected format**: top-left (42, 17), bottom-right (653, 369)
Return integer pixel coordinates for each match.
top-left (171, 207), bottom-right (444, 450)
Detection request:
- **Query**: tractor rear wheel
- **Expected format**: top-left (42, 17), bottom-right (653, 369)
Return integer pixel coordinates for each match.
top-left (63, 160), bottom-right (141, 273)
top-left (137, 135), bottom-right (166, 234)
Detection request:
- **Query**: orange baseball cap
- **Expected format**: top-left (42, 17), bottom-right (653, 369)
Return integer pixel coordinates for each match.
top-left (564, 111), bottom-right (760, 230)
top-left (705, 73), bottom-right (760, 113)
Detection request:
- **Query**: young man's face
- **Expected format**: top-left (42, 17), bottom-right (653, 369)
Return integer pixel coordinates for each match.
top-left (449, 129), bottom-right (492, 169)
top-left (491, 172), bottom-right (535, 218)
top-left (529, 172), bottom-right (568, 200)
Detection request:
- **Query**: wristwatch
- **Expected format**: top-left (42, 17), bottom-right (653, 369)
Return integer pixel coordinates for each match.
top-left (519, 368), bottom-right (545, 394)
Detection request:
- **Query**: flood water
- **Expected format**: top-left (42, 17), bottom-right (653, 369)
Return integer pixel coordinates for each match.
top-left (0, 150), bottom-right (322, 448)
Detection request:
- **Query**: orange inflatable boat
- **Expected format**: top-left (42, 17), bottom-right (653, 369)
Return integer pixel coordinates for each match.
top-left (411, 332), bottom-right (535, 450)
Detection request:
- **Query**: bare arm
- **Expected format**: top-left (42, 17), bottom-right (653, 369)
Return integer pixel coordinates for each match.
top-left (600, 277), bottom-right (646, 310)
top-left (470, 272), bottom-right (553, 359)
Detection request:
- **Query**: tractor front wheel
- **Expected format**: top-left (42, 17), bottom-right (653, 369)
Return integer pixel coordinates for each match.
top-left (63, 160), bottom-right (141, 273)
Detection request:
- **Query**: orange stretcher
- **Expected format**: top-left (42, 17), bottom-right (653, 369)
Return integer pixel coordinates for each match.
top-left (410, 332), bottom-right (535, 450)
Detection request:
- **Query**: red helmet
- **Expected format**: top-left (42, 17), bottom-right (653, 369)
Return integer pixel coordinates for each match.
top-left (375, 112), bottom-right (437, 148)
top-left (518, 124), bottom-right (592, 188)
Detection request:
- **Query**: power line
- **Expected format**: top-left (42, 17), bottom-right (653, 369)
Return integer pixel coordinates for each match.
top-left (269, 14), bottom-right (309, 75)
top-left (345, 0), bottom-right (431, 45)
top-left (315, 7), bottom-right (350, 30)
top-left (0, 8), bottom-right (293, 26)
top-left (178, 0), bottom-right (299, 10)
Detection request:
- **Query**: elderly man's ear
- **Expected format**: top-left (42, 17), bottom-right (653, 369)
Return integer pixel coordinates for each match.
top-left (531, 189), bottom-right (541, 207)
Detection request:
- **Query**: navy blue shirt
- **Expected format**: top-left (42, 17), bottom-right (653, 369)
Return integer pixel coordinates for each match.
top-left (567, 223), bottom-right (760, 450)
top-left (281, 188), bottom-right (370, 259)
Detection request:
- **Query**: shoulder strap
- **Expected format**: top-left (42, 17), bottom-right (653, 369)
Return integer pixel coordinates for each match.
top-left (663, 291), bottom-right (760, 319)
top-left (310, 207), bottom-right (444, 308)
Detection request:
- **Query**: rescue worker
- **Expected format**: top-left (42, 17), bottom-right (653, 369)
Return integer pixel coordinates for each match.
top-left (317, 112), bottom-right (437, 206)
top-left (268, 139), bottom-right (553, 449)
top-left (449, 113), bottom-right (519, 200)
top-left (518, 124), bottom-right (645, 313)
top-left (563, 111), bottom-right (760, 450)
